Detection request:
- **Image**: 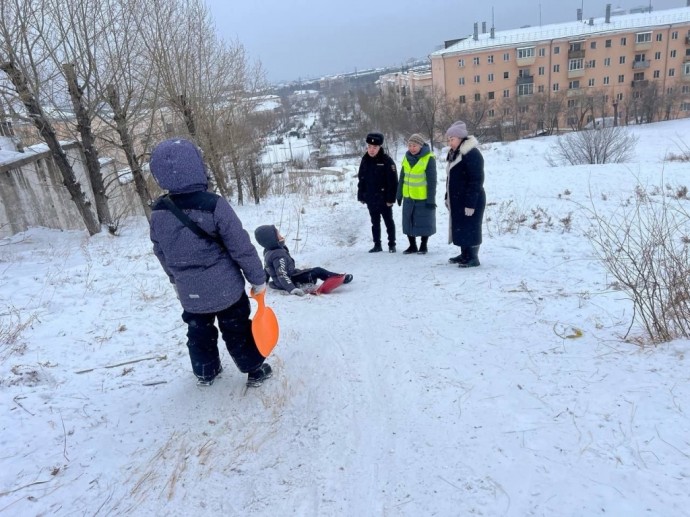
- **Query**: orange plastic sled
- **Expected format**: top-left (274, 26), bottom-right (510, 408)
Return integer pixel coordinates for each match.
top-left (250, 290), bottom-right (280, 357)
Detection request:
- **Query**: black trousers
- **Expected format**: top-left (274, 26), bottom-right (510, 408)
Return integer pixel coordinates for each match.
top-left (291, 267), bottom-right (339, 285)
top-left (181, 292), bottom-right (264, 380)
top-left (367, 203), bottom-right (396, 246)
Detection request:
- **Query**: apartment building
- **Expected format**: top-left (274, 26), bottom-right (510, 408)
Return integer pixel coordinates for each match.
top-left (430, 4), bottom-right (690, 132)
top-left (377, 66), bottom-right (433, 106)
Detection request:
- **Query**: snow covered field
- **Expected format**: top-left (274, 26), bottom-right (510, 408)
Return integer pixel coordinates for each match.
top-left (1, 120), bottom-right (689, 516)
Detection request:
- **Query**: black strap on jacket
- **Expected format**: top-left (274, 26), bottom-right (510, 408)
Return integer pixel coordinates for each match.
top-left (160, 195), bottom-right (224, 247)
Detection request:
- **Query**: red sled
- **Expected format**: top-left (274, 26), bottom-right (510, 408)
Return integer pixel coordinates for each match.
top-left (310, 274), bottom-right (346, 295)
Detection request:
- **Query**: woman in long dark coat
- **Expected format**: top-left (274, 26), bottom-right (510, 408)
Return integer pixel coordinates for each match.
top-left (444, 121), bottom-right (486, 267)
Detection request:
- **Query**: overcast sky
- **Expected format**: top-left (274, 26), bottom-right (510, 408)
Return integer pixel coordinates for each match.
top-left (205, 0), bottom-right (686, 83)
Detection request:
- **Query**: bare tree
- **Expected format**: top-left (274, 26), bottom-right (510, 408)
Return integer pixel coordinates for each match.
top-left (549, 125), bottom-right (638, 165)
top-left (0, 0), bottom-right (101, 235)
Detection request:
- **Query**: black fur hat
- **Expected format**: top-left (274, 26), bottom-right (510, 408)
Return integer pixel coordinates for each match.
top-left (365, 132), bottom-right (384, 146)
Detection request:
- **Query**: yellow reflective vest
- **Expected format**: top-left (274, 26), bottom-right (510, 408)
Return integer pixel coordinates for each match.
top-left (401, 152), bottom-right (434, 200)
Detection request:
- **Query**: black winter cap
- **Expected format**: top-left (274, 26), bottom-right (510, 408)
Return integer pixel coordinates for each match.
top-left (365, 132), bottom-right (384, 146)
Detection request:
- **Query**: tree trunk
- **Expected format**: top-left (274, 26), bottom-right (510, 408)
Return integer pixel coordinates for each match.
top-left (106, 84), bottom-right (152, 221)
top-left (1, 61), bottom-right (101, 236)
top-left (63, 63), bottom-right (114, 232)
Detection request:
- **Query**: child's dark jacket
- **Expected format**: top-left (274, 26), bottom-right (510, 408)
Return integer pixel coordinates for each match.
top-left (254, 225), bottom-right (302, 294)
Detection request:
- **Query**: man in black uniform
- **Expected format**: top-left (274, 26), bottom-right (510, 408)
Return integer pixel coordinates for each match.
top-left (357, 132), bottom-right (399, 253)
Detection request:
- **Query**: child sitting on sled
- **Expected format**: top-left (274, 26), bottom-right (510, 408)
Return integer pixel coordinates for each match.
top-left (254, 225), bottom-right (353, 296)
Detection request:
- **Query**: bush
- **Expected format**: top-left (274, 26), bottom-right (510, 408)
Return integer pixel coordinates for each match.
top-left (548, 126), bottom-right (638, 165)
top-left (586, 185), bottom-right (690, 343)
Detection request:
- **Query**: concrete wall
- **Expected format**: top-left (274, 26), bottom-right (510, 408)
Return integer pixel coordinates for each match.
top-left (0, 141), bottom-right (144, 238)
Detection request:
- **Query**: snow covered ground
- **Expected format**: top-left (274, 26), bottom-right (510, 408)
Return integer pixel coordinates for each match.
top-left (1, 120), bottom-right (689, 516)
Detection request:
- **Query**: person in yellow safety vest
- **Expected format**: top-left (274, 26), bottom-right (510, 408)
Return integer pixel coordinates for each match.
top-left (396, 133), bottom-right (437, 254)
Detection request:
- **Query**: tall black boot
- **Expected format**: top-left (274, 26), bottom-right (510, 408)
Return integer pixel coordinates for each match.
top-left (449, 247), bottom-right (468, 264)
top-left (417, 236), bottom-right (429, 254)
top-left (459, 246), bottom-right (480, 268)
top-left (403, 235), bottom-right (418, 254)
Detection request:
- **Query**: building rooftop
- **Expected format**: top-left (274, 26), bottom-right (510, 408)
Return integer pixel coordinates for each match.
top-left (431, 6), bottom-right (690, 57)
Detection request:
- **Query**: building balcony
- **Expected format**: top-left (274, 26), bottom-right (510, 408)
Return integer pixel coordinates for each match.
top-left (567, 68), bottom-right (585, 79)
top-left (633, 60), bottom-right (651, 69)
top-left (631, 79), bottom-right (649, 88)
top-left (634, 42), bottom-right (652, 51)
top-left (568, 49), bottom-right (585, 59)
top-left (566, 88), bottom-right (584, 97)
top-left (516, 75), bottom-right (534, 85)
top-left (516, 56), bottom-right (536, 67)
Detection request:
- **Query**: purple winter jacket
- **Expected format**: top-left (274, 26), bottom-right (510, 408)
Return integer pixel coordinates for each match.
top-left (149, 138), bottom-right (264, 314)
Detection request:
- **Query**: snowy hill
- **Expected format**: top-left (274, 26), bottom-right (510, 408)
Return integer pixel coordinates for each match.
top-left (1, 120), bottom-right (689, 516)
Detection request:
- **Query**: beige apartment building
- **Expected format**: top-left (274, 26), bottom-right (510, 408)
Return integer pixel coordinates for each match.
top-left (430, 4), bottom-right (690, 134)
top-left (377, 66), bottom-right (433, 106)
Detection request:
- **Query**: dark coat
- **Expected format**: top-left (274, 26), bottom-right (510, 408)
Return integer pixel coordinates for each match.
top-left (396, 143), bottom-right (437, 237)
top-left (254, 225), bottom-right (302, 294)
top-left (357, 149), bottom-right (398, 206)
top-left (149, 138), bottom-right (265, 314)
top-left (445, 136), bottom-right (486, 247)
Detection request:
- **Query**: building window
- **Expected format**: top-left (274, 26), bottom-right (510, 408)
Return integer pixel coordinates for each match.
top-left (488, 73), bottom-right (494, 82)
top-left (553, 83), bottom-right (559, 92)
top-left (567, 117), bottom-right (577, 126)
top-left (538, 66), bottom-right (545, 75)
top-left (655, 51), bottom-right (661, 60)
top-left (473, 57), bottom-right (480, 65)
top-left (518, 83), bottom-right (534, 96)
top-left (488, 109), bottom-right (495, 117)
top-left (458, 59), bottom-right (465, 67)
top-left (474, 75), bottom-right (480, 83)
top-left (590, 41), bottom-right (597, 49)
top-left (488, 91), bottom-right (495, 99)
top-left (618, 74), bottom-right (625, 83)
top-left (568, 80), bottom-right (580, 90)
top-left (635, 32), bottom-right (651, 43)
top-left (567, 99), bottom-right (577, 108)
top-left (488, 55), bottom-right (494, 64)
top-left (616, 93), bottom-right (624, 101)
top-left (538, 85), bottom-right (544, 93)
top-left (669, 68), bottom-right (675, 77)
top-left (604, 57), bottom-right (611, 67)
top-left (656, 33), bottom-right (662, 42)
top-left (458, 77), bottom-right (465, 85)
top-left (634, 72), bottom-right (645, 81)
top-left (603, 76), bottom-right (610, 85)
top-left (503, 52), bottom-right (510, 61)
top-left (569, 58), bottom-right (584, 71)
top-left (653, 70), bottom-right (660, 78)
top-left (553, 64), bottom-right (560, 73)
top-left (620, 37), bottom-right (627, 46)
top-left (554, 46), bottom-right (560, 54)
top-left (681, 102), bottom-right (690, 111)
top-left (682, 85), bottom-right (690, 94)
top-left (671, 50), bottom-right (677, 58)
top-left (517, 47), bottom-right (535, 59)
top-left (588, 78), bottom-right (595, 87)
top-left (503, 89), bottom-right (510, 98)
top-left (504, 71), bottom-right (510, 79)
top-left (667, 87), bottom-right (674, 94)
top-left (586, 60), bottom-right (596, 69)
top-left (518, 105), bottom-right (529, 114)
top-left (538, 48), bottom-right (545, 57)
top-left (474, 93), bottom-right (481, 101)
top-left (672, 31), bottom-right (678, 40)
top-left (619, 56), bottom-right (626, 64)
top-left (459, 95), bottom-right (466, 103)
top-left (605, 39), bottom-right (612, 47)
top-left (684, 62), bottom-right (690, 76)
top-left (686, 49), bottom-right (690, 57)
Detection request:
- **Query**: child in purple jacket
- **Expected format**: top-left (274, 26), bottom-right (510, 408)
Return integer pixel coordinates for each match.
top-left (149, 138), bottom-right (272, 387)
